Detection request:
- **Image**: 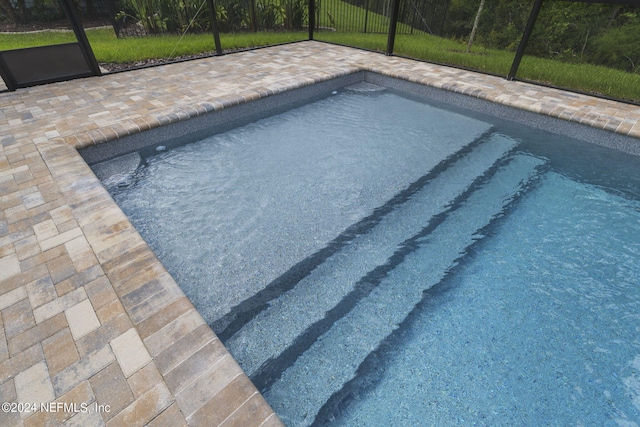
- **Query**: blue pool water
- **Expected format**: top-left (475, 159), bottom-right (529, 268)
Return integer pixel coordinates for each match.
top-left (97, 83), bottom-right (640, 426)
top-left (317, 171), bottom-right (640, 426)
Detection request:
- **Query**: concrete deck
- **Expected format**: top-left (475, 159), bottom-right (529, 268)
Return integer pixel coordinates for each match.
top-left (1, 41), bottom-right (639, 427)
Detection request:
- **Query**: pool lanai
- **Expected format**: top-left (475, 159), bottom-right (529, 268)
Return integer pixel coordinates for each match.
top-left (1, 41), bottom-right (640, 427)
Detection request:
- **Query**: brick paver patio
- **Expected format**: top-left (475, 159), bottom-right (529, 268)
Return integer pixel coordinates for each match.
top-left (1, 41), bottom-right (639, 426)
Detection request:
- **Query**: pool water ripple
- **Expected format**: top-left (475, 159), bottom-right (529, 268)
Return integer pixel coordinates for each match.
top-left (100, 84), bottom-right (640, 426)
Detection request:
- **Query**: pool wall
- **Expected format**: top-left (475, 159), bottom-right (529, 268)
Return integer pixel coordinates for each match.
top-left (82, 70), bottom-right (640, 168)
top-left (80, 72), bottom-right (363, 165)
top-left (1, 41), bottom-right (639, 427)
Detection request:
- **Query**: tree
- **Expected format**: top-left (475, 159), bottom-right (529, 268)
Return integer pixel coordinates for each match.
top-left (466, 0), bottom-right (485, 53)
top-left (592, 21), bottom-right (640, 73)
top-left (0, 0), bottom-right (19, 24)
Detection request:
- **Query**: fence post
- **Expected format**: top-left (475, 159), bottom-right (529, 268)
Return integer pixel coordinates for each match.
top-left (0, 56), bottom-right (17, 91)
top-left (386, 0), bottom-right (401, 55)
top-left (363, 0), bottom-right (370, 33)
top-left (206, 0), bottom-right (224, 55)
top-left (59, 0), bottom-right (101, 76)
top-left (508, 0), bottom-right (544, 80)
top-left (103, 0), bottom-right (122, 37)
top-left (250, 0), bottom-right (258, 32)
top-left (309, 0), bottom-right (315, 39)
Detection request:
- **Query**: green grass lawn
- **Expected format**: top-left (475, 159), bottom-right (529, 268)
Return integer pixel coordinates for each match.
top-left (1, 24), bottom-right (639, 102)
top-left (87, 28), bottom-right (306, 62)
top-left (0, 30), bottom-right (78, 48)
top-left (318, 32), bottom-right (640, 102)
top-left (0, 27), bottom-right (306, 62)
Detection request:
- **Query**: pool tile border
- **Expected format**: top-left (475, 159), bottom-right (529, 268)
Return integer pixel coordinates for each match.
top-left (1, 41), bottom-right (639, 427)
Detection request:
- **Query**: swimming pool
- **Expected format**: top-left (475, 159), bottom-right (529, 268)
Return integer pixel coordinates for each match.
top-left (86, 75), bottom-right (640, 426)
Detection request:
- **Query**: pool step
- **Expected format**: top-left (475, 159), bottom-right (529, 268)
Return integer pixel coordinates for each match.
top-left (223, 133), bottom-right (519, 377)
top-left (262, 153), bottom-right (546, 426)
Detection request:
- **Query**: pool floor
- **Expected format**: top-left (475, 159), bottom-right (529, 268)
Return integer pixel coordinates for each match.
top-left (316, 170), bottom-right (640, 426)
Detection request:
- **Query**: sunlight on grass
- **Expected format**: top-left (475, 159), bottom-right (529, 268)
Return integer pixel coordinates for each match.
top-left (0, 28), bottom-right (306, 62)
top-left (84, 28), bottom-right (306, 62)
top-left (0, 30), bottom-right (77, 49)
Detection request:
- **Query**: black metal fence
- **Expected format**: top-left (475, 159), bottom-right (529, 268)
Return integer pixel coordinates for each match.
top-left (105, 0), bottom-right (308, 36)
top-left (314, 0), bottom-right (448, 35)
